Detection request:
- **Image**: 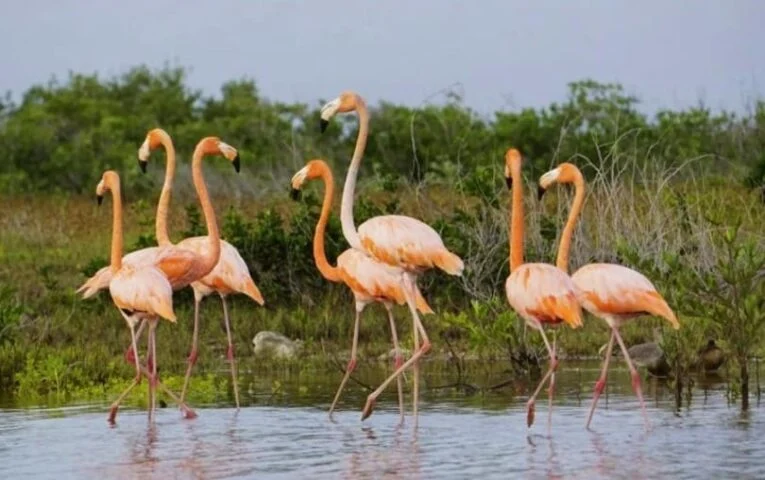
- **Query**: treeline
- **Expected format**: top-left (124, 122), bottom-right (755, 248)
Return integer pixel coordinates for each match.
top-left (1, 65), bottom-right (765, 194)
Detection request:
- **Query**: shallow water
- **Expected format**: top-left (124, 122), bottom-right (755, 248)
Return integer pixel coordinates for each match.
top-left (1, 362), bottom-right (763, 479)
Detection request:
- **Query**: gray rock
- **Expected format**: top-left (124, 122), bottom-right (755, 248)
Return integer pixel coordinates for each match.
top-left (252, 331), bottom-right (303, 359)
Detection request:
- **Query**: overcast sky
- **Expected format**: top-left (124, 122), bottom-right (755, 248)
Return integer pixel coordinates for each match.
top-left (1, 1), bottom-right (762, 115)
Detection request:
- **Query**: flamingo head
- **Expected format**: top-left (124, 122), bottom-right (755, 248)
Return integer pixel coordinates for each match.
top-left (290, 159), bottom-right (328, 200)
top-left (138, 128), bottom-right (170, 174)
top-left (96, 170), bottom-right (120, 206)
top-left (319, 91), bottom-right (362, 133)
top-left (503, 148), bottom-right (523, 190)
top-left (538, 162), bottom-right (581, 199)
top-left (196, 137), bottom-right (241, 172)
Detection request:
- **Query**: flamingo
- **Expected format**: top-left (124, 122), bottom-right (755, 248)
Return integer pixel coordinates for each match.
top-left (95, 170), bottom-right (196, 423)
top-left (502, 148), bottom-right (584, 429)
top-left (135, 128), bottom-right (265, 410)
top-left (537, 161), bottom-right (680, 430)
top-left (291, 159), bottom-right (435, 423)
top-left (320, 91), bottom-right (464, 424)
top-left (78, 136), bottom-right (239, 421)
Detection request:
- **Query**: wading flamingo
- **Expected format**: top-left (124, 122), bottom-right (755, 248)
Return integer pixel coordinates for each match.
top-left (136, 128), bottom-right (265, 410)
top-left (502, 148), bottom-right (583, 429)
top-left (95, 170), bottom-right (196, 424)
top-left (291, 159), bottom-right (435, 423)
top-left (79, 136), bottom-right (238, 420)
top-left (537, 161), bottom-right (679, 430)
top-left (320, 91), bottom-right (464, 424)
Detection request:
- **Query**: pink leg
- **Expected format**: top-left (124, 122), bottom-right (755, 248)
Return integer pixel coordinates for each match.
top-left (180, 297), bottom-right (202, 403)
top-left (109, 320), bottom-right (142, 424)
top-left (409, 278), bottom-right (421, 428)
top-left (137, 363), bottom-right (197, 419)
top-left (220, 296), bottom-right (241, 410)
top-left (124, 319), bottom-right (146, 364)
top-left (329, 307), bottom-right (361, 420)
top-left (526, 327), bottom-right (557, 428)
top-left (547, 330), bottom-right (557, 430)
top-left (148, 320), bottom-right (158, 422)
top-left (613, 327), bottom-right (650, 430)
top-left (362, 274), bottom-right (430, 422)
top-left (586, 330), bottom-right (615, 429)
top-left (385, 304), bottom-right (405, 425)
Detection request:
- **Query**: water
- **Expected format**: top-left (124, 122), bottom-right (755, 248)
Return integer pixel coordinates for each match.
top-left (0, 362), bottom-right (763, 479)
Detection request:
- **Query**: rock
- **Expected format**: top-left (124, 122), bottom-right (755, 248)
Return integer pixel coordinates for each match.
top-left (252, 331), bottom-right (303, 360)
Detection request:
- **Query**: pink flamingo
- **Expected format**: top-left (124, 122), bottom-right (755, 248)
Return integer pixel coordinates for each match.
top-left (136, 128), bottom-right (265, 410)
top-left (502, 148), bottom-right (584, 429)
top-left (538, 162), bottom-right (679, 430)
top-left (95, 170), bottom-right (195, 423)
top-left (78, 136), bottom-right (239, 421)
top-left (291, 159), bottom-right (435, 423)
top-left (320, 91), bottom-right (464, 424)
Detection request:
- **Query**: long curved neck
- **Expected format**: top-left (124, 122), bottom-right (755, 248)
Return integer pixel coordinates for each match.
top-left (191, 146), bottom-right (221, 275)
top-left (109, 182), bottom-right (124, 273)
top-left (340, 97), bottom-right (369, 251)
top-left (555, 172), bottom-right (585, 273)
top-left (155, 130), bottom-right (176, 246)
top-left (509, 164), bottom-right (524, 272)
top-left (313, 163), bottom-right (342, 282)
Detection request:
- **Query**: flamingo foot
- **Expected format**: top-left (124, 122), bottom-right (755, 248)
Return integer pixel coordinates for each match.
top-left (182, 407), bottom-right (198, 420)
top-left (226, 345), bottom-right (234, 362)
top-left (526, 400), bottom-right (536, 428)
top-left (361, 396), bottom-right (376, 421)
top-left (108, 405), bottom-right (119, 425)
top-left (187, 349), bottom-right (198, 366)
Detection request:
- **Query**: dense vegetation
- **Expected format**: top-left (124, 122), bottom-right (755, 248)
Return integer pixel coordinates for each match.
top-left (1, 65), bottom-right (764, 409)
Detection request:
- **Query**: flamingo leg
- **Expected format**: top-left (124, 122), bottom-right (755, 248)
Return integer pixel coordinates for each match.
top-left (148, 319), bottom-right (158, 422)
top-left (180, 297), bottom-right (202, 404)
top-left (221, 296), bottom-right (240, 410)
top-left (410, 279), bottom-right (421, 428)
top-left (547, 329), bottom-right (557, 429)
top-left (124, 319), bottom-right (146, 365)
top-left (613, 327), bottom-right (650, 430)
top-left (362, 274), bottom-right (430, 422)
top-left (526, 326), bottom-right (557, 428)
top-left (586, 330), bottom-right (615, 429)
top-left (329, 307), bottom-right (361, 420)
top-left (108, 320), bottom-right (142, 424)
top-left (385, 304), bottom-right (405, 425)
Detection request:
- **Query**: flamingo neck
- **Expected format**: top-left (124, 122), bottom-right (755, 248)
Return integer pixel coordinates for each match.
top-left (108, 180), bottom-right (124, 273)
top-left (556, 171), bottom-right (585, 273)
top-left (509, 163), bottom-right (524, 272)
top-left (313, 162), bottom-right (342, 282)
top-left (155, 130), bottom-right (176, 247)
top-left (340, 96), bottom-right (369, 251)
top-left (191, 145), bottom-right (221, 276)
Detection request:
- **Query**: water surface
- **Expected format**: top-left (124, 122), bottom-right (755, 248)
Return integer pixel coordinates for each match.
top-left (0, 362), bottom-right (762, 479)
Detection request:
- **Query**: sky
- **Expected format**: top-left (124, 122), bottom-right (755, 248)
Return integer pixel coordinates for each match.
top-left (1, 1), bottom-right (763, 116)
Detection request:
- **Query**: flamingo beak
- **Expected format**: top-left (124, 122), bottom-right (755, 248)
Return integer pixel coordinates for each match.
top-left (138, 159), bottom-right (148, 174)
top-left (538, 185), bottom-right (547, 200)
top-left (232, 155), bottom-right (241, 173)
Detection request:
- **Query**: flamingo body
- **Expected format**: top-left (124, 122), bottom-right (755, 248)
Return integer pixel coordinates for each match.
top-left (571, 263), bottom-right (679, 328)
top-left (505, 263), bottom-right (583, 330)
top-left (358, 215), bottom-right (464, 276)
top-left (110, 264), bottom-right (176, 324)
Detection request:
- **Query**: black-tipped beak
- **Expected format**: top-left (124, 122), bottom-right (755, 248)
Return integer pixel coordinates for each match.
top-left (538, 185), bottom-right (547, 200)
top-left (138, 159), bottom-right (148, 174)
top-left (290, 188), bottom-right (302, 201)
top-left (232, 155), bottom-right (241, 173)
top-left (97, 195), bottom-right (103, 206)
top-left (505, 176), bottom-right (512, 190)
top-left (320, 118), bottom-right (329, 134)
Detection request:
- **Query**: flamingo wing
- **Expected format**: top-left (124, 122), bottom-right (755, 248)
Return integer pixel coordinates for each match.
top-left (337, 249), bottom-right (433, 314)
top-left (177, 236), bottom-right (265, 305)
top-left (358, 215), bottom-right (464, 276)
top-left (571, 263), bottom-right (679, 328)
top-left (77, 246), bottom-right (163, 298)
top-left (109, 265), bottom-right (176, 322)
top-left (505, 263), bottom-right (583, 329)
